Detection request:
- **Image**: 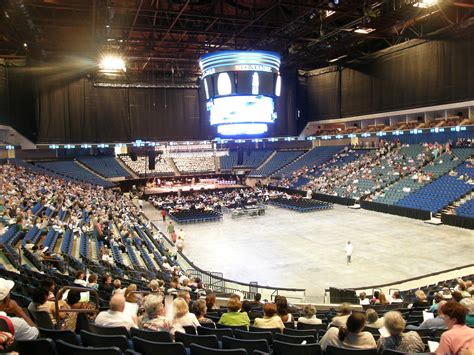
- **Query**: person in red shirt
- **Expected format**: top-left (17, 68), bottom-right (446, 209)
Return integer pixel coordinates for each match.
top-left (160, 209), bottom-right (166, 222)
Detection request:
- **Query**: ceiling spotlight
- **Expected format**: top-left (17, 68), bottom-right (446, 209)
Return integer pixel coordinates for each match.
top-left (328, 54), bottom-right (348, 63)
top-left (99, 55), bottom-right (126, 72)
top-left (23, 42), bottom-right (28, 47)
top-left (354, 27), bottom-right (376, 34)
top-left (413, 0), bottom-right (438, 8)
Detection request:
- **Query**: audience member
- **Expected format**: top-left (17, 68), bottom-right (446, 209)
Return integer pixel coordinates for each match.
top-left (365, 309), bottom-right (385, 329)
top-left (218, 298), bottom-right (250, 328)
top-left (172, 297), bottom-right (200, 334)
top-left (95, 294), bottom-right (137, 330)
top-left (377, 311), bottom-right (424, 353)
top-left (249, 293), bottom-right (263, 307)
top-left (390, 291), bottom-right (403, 304)
top-left (412, 290), bottom-right (429, 308)
top-left (430, 292), bottom-right (444, 312)
top-left (0, 279), bottom-right (37, 340)
top-left (359, 292), bottom-right (370, 305)
top-left (275, 296), bottom-right (293, 323)
top-left (191, 299), bottom-right (214, 325)
top-left (460, 298), bottom-right (474, 327)
top-left (436, 301), bottom-right (474, 355)
top-left (418, 301), bottom-right (447, 329)
top-left (206, 294), bottom-right (218, 312)
top-left (63, 290), bottom-right (96, 331)
top-left (87, 274), bottom-right (99, 290)
top-left (331, 303), bottom-right (352, 327)
top-left (138, 294), bottom-right (172, 332)
top-left (253, 303), bottom-right (284, 330)
top-left (73, 271), bottom-right (87, 287)
top-left (320, 312), bottom-right (376, 351)
top-left (297, 305), bottom-right (322, 325)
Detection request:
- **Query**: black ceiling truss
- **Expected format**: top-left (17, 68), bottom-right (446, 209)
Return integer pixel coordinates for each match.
top-left (0, 0), bottom-right (472, 83)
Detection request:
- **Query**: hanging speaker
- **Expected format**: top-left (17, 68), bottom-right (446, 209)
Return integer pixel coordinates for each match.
top-left (148, 151), bottom-right (156, 170)
top-left (130, 152), bottom-right (137, 161)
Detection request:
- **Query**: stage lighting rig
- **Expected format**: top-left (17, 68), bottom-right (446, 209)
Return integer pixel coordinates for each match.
top-left (98, 55), bottom-right (126, 73)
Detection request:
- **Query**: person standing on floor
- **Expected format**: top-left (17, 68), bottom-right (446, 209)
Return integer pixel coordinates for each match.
top-left (345, 241), bottom-right (353, 265)
top-left (160, 209), bottom-right (166, 222)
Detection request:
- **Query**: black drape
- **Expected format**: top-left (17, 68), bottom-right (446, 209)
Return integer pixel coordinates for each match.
top-left (306, 34), bottom-right (474, 121)
top-left (307, 69), bottom-right (341, 120)
top-left (0, 65), bottom-right (8, 121)
top-left (36, 78), bottom-right (201, 143)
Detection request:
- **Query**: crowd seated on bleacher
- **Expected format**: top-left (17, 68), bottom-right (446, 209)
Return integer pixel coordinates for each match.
top-left (172, 155), bottom-right (215, 174)
top-left (120, 155), bottom-right (175, 177)
top-left (276, 139), bottom-right (473, 203)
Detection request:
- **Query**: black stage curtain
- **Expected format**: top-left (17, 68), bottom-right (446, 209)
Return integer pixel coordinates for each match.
top-left (6, 68), bottom-right (36, 141)
top-left (272, 69), bottom-right (298, 137)
top-left (306, 34), bottom-right (474, 121)
top-left (0, 66), bottom-right (8, 121)
top-left (361, 200), bottom-right (431, 220)
top-left (441, 214), bottom-right (474, 230)
top-left (129, 88), bottom-right (200, 141)
top-left (36, 78), bottom-right (201, 143)
top-left (306, 70), bottom-right (340, 120)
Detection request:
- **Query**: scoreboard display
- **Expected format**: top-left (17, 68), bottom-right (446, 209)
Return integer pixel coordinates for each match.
top-left (199, 51), bottom-right (281, 136)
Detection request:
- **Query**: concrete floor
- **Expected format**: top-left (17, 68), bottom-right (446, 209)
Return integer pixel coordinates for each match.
top-left (144, 203), bottom-right (473, 302)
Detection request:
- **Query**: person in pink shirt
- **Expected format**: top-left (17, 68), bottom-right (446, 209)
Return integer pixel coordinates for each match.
top-left (437, 301), bottom-right (474, 355)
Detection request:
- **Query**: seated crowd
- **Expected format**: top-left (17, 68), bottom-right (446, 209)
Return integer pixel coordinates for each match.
top-left (0, 271), bottom-right (473, 354)
top-left (149, 188), bottom-right (281, 214)
top-left (276, 139), bottom-right (472, 201)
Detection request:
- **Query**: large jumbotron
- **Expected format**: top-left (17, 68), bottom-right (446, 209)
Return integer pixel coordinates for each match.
top-left (0, 0), bottom-right (474, 353)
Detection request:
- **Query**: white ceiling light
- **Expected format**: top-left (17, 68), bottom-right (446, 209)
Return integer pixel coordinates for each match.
top-left (354, 27), bottom-right (376, 34)
top-left (99, 55), bottom-right (126, 72)
top-left (328, 54), bottom-right (348, 63)
top-left (413, 0), bottom-right (438, 8)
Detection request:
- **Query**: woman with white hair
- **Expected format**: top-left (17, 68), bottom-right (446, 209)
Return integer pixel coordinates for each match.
top-left (297, 305), bottom-right (322, 325)
top-left (138, 294), bottom-right (172, 332)
top-left (172, 297), bottom-right (200, 335)
top-left (377, 311), bottom-right (424, 353)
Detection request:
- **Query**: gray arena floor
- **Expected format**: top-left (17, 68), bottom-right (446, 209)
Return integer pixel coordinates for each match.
top-left (144, 203), bottom-right (474, 302)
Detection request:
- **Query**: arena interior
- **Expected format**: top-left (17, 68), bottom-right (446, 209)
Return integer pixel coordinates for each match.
top-left (0, 0), bottom-right (473, 354)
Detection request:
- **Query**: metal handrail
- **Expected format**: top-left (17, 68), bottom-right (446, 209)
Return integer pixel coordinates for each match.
top-left (54, 286), bottom-right (100, 328)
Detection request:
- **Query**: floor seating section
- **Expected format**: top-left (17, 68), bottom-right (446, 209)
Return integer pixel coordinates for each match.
top-left (269, 198), bottom-right (333, 213)
top-left (78, 156), bottom-right (131, 178)
top-left (119, 155), bottom-right (175, 177)
top-left (35, 161), bottom-right (115, 187)
top-left (169, 210), bottom-right (223, 224)
top-left (249, 151), bottom-right (305, 178)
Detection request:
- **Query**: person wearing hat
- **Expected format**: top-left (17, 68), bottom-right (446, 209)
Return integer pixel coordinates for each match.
top-left (0, 278), bottom-right (38, 341)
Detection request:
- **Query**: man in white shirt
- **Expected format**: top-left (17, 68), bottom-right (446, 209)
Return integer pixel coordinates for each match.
top-left (0, 279), bottom-right (38, 340)
top-left (95, 294), bottom-right (137, 330)
top-left (345, 241), bottom-right (353, 265)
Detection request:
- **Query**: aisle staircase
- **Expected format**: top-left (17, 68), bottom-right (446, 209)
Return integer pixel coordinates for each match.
top-left (167, 158), bottom-right (180, 176)
top-left (438, 190), bottom-right (474, 218)
top-left (75, 160), bottom-right (109, 180)
top-left (116, 157), bottom-right (139, 179)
